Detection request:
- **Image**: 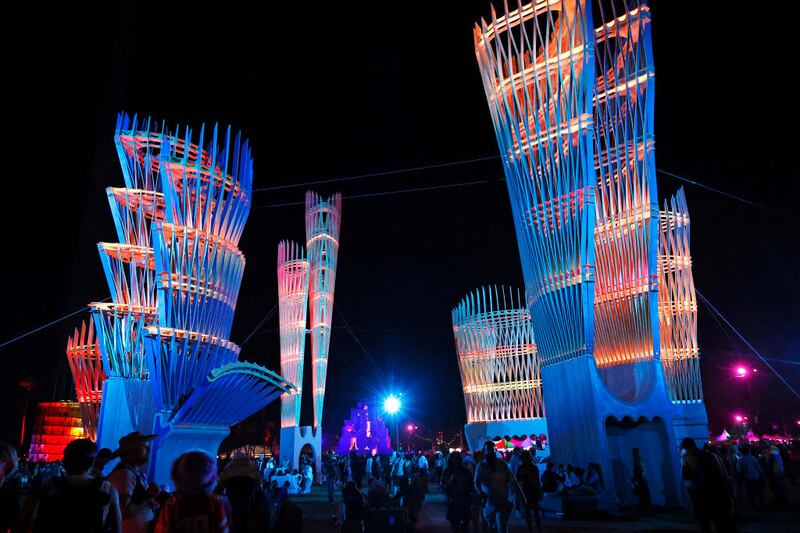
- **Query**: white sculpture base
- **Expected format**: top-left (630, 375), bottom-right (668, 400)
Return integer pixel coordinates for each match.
top-left (148, 417), bottom-right (230, 490)
top-left (96, 377), bottom-right (155, 470)
top-left (279, 425), bottom-right (322, 480)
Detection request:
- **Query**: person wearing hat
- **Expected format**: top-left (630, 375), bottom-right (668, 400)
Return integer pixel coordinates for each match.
top-left (108, 432), bottom-right (162, 533)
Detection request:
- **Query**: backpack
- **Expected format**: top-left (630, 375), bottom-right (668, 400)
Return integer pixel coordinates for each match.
top-left (33, 477), bottom-right (112, 533)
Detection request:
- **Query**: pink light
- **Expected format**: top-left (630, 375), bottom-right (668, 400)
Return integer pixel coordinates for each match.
top-left (735, 367), bottom-right (748, 378)
top-left (406, 424), bottom-right (414, 432)
top-left (734, 415), bottom-right (743, 423)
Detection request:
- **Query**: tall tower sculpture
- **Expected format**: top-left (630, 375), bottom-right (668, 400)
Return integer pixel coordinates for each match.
top-left (91, 116), bottom-right (161, 453)
top-left (452, 286), bottom-right (546, 452)
top-left (276, 192), bottom-right (341, 476)
top-left (305, 192), bottom-right (342, 429)
top-left (65, 320), bottom-right (106, 441)
top-left (277, 241), bottom-right (310, 429)
top-left (473, 1), bottom-right (707, 509)
top-left (93, 113), bottom-right (295, 486)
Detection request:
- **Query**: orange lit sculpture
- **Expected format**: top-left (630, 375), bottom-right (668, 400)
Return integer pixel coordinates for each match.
top-left (65, 320), bottom-right (106, 441)
top-left (305, 192), bottom-right (342, 429)
top-left (452, 287), bottom-right (547, 451)
top-left (658, 189), bottom-right (701, 403)
top-left (277, 241), bottom-right (310, 428)
top-left (473, 0), bottom-right (707, 509)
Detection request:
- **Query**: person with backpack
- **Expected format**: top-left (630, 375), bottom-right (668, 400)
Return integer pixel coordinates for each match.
top-left (107, 431), bottom-right (164, 533)
top-left (154, 451), bottom-right (229, 533)
top-left (23, 438), bottom-right (121, 533)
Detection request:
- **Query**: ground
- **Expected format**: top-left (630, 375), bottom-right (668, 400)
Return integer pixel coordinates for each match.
top-left (289, 484), bottom-right (800, 532)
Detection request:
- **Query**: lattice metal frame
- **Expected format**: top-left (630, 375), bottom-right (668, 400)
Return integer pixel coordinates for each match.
top-left (172, 362), bottom-right (295, 426)
top-left (277, 241), bottom-right (310, 428)
top-left (658, 188), bottom-right (702, 402)
top-left (591, 1), bottom-right (659, 368)
top-left (474, 0), bottom-right (597, 367)
top-left (65, 320), bottom-right (106, 441)
top-left (305, 192), bottom-right (342, 428)
top-left (474, 1), bottom-right (702, 402)
top-left (92, 113), bottom-right (291, 430)
top-left (452, 286), bottom-right (544, 423)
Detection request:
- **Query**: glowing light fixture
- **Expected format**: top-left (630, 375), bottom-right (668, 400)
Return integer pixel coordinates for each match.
top-left (383, 395), bottom-right (401, 415)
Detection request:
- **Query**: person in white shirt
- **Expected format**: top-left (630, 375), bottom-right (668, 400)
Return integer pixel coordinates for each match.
top-left (301, 463), bottom-right (313, 494)
top-left (390, 451), bottom-right (404, 496)
top-left (417, 453), bottom-right (428, 476)
top-left (366, 455), bottom-right (374, 483)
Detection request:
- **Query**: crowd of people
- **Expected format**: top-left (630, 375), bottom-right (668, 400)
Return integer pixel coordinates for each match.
top-left (0, 433), bottom-right (303, 532)
top-left (0, 434), bottom-right (797, 533)
top-left (440, 440), bottom-right (600, 533)
top-left (681, 437), bottom-right (798, 532)
top-left (321, 449), bottom-right (436, 531)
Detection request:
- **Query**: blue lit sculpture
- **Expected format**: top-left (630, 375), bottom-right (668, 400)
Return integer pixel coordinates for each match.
top-left (92, 114), bottom-right (294, 486)
top-left (474, 1), bottom-right (707, 509)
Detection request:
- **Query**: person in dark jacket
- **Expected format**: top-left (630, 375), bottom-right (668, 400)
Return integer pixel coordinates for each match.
top-left (681, 438), bottom-right (737, 533)
top-left (442, 451), bottom-right (473, 533)
top-left (515, 451), bottom-right (541, 533)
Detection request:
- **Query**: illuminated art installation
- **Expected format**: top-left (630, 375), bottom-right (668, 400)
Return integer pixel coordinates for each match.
top-left (27, 402), bottom-right (85, 462)
top-left (65, 320), bottom-right (106, 441)
top-left (278, 241), bottom-right (310, 429)
top-left (306, 192), bottom-right (342, 428)
top-left (276, 193), bottom-right (342, 477)
top-left (474, 0), bottom-right (707, 508)
top-left (658, 189), bottom-right (702, 403)
top-left (335, 401), bottom-right (392, 456)
top-left (452, 286), bottom-right (547, 452)
top-left (92, 113), bottom-right (294, 487)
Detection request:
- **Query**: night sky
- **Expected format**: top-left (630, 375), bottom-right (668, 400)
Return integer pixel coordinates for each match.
top-left (3, 1), bottom-right (799, 447)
